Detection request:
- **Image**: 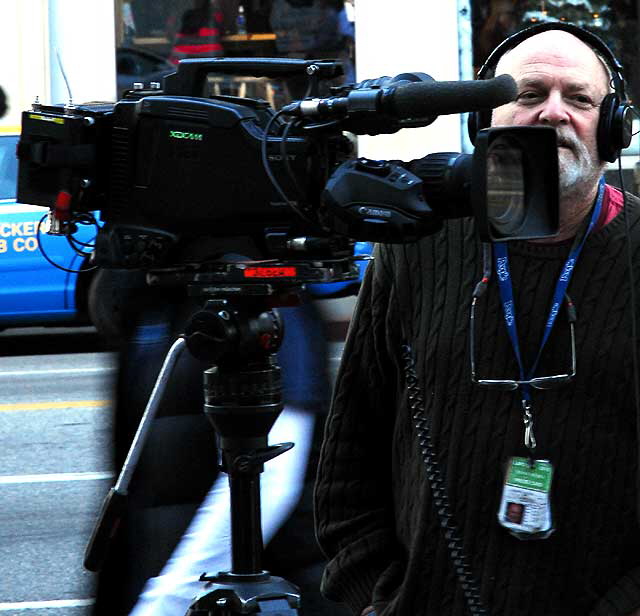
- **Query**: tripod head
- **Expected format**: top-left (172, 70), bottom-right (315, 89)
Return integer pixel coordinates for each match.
top-left (185, 297), bottom-right (287, 449)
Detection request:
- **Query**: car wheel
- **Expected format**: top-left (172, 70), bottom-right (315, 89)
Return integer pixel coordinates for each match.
top-left (88, 269), bottom-right (146, 346)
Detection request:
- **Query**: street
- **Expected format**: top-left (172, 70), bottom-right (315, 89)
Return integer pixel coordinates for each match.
top-left (0, 326), bottom-right (344, 616)
top-left (0, 327), bottom-right (116, 616)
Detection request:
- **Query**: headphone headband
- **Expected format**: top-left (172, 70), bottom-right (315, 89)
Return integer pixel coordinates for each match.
top-left (477, 21), bottom-right (627, 100)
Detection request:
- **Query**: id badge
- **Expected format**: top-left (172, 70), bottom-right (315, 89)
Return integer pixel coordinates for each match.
top-left (497, 457), bottom-right (555, 540)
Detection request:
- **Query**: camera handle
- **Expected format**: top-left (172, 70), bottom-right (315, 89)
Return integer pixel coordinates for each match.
top-left (163, 57), bottom-right (343, 98)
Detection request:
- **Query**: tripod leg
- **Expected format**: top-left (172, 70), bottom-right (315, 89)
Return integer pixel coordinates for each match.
top-left (115, 336), bottom-right (187, 491)
top-left (84, 336), bottom-right (187, 572)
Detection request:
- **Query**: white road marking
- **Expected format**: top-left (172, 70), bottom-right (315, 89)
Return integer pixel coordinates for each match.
top-left (0, 471), bottom-right (113, 485)
top-left (0, 366), bottom-right (116, 378)
top-left (0, 598), bottom-right (95, 610)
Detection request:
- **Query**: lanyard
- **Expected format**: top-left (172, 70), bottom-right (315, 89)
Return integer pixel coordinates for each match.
top-left (493, 178), bottom-right (605, 451)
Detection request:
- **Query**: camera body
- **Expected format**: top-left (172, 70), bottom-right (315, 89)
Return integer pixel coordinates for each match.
top-left (16, 57), bottom-right (560, 279)
top-left (18, 96), bottom-right (349, 272)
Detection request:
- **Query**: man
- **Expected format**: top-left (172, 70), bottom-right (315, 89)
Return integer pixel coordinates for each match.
top-left (314, 24), bottom-right (640, 616)
top-left (492, 28), bottom-right (613, 242)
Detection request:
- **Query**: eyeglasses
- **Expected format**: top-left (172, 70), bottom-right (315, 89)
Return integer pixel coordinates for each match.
top-left (469, 294), bottom-right (576, 391)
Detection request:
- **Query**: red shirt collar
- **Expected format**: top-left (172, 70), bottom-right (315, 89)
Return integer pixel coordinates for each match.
top-left (594, 184), bottom-right (624, 232)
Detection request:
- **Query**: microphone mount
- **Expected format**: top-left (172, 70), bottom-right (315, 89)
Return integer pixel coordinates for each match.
top-left (281, 73), bottom-right (518, 136)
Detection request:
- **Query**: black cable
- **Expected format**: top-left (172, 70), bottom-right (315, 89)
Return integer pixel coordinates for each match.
top-left (68, 234), bottom-right (95, 252)
top-left (36, 213), bottom-right (97, 274)
top-left (66, 214), bottom-right (98, 255)
top-left (280, 118), bottom-right (307, 204)
top-left (401, 344), bottom-right (489, 616)
top-left (72, 211), bottom-right (100, 235)
top-left (619, 156), bottom-right (640, 480)
top-left (261, 109), bottom-right (315, 225)
top-left (301, 119), bottom-right (342, 131)
top-left (67, 235), bottom-right (95, 257)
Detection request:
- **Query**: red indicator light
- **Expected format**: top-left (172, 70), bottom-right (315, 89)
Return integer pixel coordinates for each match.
top-left (244, 266), bottom-right (298, 278)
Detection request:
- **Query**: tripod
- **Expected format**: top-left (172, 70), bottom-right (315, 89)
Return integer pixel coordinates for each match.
top-left (184, 298), bottom-right (301, 615)
top-left (85, 295), bottom-right (303, 615)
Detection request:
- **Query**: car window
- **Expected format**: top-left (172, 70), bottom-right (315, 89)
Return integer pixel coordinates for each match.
top-left (0, 135), bottom-right (18, 200)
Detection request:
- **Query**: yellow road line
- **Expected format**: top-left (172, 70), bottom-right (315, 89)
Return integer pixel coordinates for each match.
top-left (0, 400), bottom-right (111, 412)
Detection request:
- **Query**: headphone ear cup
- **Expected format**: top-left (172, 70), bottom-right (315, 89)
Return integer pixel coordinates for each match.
top-left (597, 93), bottom-right (618, 162)
top-left (597, 93), bottom-right (633, 162)
top-left (611, 102), bottom-right (634, 161)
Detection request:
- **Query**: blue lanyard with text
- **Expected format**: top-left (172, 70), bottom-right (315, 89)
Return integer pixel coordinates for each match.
top-left (493, 178), bottom-right (605, 452)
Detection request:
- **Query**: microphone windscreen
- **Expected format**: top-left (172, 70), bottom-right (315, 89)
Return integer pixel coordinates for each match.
top-left (390, 74), bottom-right (518, 119)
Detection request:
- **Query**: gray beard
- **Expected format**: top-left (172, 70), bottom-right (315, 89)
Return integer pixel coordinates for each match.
top-left (556, 134), bottom-right (604, 199)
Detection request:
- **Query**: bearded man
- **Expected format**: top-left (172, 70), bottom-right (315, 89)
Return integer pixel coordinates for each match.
top-left (314, 23), bottom-right (640, 616)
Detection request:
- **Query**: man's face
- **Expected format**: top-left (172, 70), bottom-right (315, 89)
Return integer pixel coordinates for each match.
top-left (506, 502), bottom-right (524, 524)
top-left (491, 31), bottom-right (610, 197)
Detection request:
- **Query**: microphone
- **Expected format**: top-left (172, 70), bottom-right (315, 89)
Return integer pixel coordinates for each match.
top-left (389, 74), bottom-right (517, 118)
top-left (282, 74), bottom-right (517, 122)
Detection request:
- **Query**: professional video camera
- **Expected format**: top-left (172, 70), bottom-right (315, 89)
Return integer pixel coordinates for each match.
top-left (15, 58), bottom-right (561, 616)
top-left (16, 57), bottom-right (559, 286)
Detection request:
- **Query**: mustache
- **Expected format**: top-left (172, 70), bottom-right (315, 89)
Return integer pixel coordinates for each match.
top-left (554, 129), bottom-right (581, 151)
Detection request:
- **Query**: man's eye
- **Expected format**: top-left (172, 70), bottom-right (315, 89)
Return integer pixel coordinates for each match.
top-left (517, 91), bottom-right (542, 103)
top-left (570, 94), bottom-right (594, 107)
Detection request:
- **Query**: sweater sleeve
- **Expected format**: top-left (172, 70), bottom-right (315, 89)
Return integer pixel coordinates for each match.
top-left (590, 568), bottom-right (640, 615)
top-left (314, 245), bottom-right (404, 615)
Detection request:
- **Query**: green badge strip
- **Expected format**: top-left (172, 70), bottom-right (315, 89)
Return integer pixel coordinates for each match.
top-left (506, 457), bottom-right (553, 493)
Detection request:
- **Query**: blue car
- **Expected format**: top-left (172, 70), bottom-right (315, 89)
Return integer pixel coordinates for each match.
top-left (0, 129), bottom-right (132, 339)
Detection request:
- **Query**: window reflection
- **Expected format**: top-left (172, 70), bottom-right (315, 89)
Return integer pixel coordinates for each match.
top-left (470, 0), bottom-right (637, 105)
top-left (114, 0), bottom-right (356, 103)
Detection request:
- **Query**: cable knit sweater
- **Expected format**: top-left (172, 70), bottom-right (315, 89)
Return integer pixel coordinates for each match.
top-left (315, 191), bottom-right (640, 616)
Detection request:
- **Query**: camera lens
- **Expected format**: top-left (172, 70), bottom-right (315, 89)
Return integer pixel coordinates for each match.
top-left (486, 135), bottom-right (526, 237)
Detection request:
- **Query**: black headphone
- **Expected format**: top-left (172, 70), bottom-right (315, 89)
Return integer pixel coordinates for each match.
top-left (468, 21), bottom-right (633, 162)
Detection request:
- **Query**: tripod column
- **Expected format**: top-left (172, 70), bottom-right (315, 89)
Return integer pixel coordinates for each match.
top-left (228, 463), bottom-right (263, 573)
top-left (203, 355), bottom-right (284, 576)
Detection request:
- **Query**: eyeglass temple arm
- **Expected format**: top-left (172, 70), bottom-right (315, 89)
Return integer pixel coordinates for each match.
top-left (470, 244), bottom-right (494, 381)
top-left (565, 293), bottom-right (577, 375)
top-left (473, 243), bottom-right (494, 299)
top-left (565, 293), bottom-right (577, 323)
